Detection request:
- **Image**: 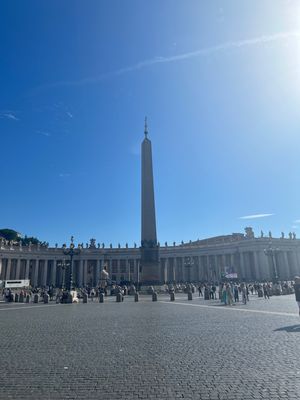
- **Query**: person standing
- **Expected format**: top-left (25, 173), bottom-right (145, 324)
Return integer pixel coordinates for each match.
top-left (263, 283), bottom-right (269, 299)
top-left (212, 284), bottom-right (216, 299)
top-left (221, 284), bottom-right (227, 305)
top-left (226, 284), bottom-right (233, 306)
top-left (198, 285), bottom-right (202, 297)
top-left (294, 277), bottom-right (300, 316)
top-left (241, 283), bottom-right (247, 305)
top-left (233, 284), bottom-right (239, 302)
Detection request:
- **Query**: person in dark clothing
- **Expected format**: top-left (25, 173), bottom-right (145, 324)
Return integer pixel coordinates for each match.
top-left (198, 285), bottom-right (202, 297)
top-left (263, 283), bottom-right (269, 300)
top-left (294, 277), bottom-right (300, 316)
top-left (233, 284), bottom-right (239, 302)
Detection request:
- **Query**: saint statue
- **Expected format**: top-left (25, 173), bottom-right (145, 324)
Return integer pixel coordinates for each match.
top-left (99, 265), bottom-right (109, 292)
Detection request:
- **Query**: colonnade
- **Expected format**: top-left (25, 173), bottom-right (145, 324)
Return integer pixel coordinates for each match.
top-left (1, 247), bottom-right (300, 287)
top-left (160, 248), bottom-right (300, 283)
top-left (0, 257), bottom-right (141, 288)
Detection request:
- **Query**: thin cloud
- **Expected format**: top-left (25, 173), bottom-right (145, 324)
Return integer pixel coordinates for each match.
top-left (66, 111), bottom-right (73, 118)
top-left (239, 213), bottom-right (274, 220)
top-left (34, 31), bottom-right (300, 91)
top-left (0, 111), bottom-right (19, 121)
top-left (59, 173), bottom-right (71, 178)
top-left (36, 130), bottom-right (51, 137)
top-left (293, 219), bottom-right (300, 223)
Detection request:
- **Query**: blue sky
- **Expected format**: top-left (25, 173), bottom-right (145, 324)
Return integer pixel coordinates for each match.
top-left (1, 0), bottom-right (300, 246)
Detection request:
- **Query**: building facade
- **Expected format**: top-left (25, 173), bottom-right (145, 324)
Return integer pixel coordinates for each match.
top-left (1, 230), bottom-right (300, 287)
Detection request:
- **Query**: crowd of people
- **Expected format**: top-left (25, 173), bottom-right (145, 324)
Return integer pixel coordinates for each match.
top-left (1, 280), bottom-right (296, 305)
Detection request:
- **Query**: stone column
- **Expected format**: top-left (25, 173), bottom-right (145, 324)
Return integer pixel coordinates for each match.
top-left (173, 257), bottom-right (177, 282)
top-left (117, 259), bottom-right (120, 282)
top-left (198, 256), bottom-right (203, 281)
top-left (16, 258), bottom-right (21, 279)
top-left (78, 259), bottom-right (83, 288)
top-left (136, 259), bottom-right (140, 284)
top-left (203, 256), bottom-right (207, 280)
top-left (229, 254), bottom-right (234, 274)
top-left (181, 258), bottom-right (185, 281)
top-left (214, 255), bottom-right (219, 280)
top-left (257, 251), bottom-right (268, 280)
top-left (243, 252), bottom-right (250, 280)
top-left (42, 260), bottom-right (48, 287)
top-left (133, 259), bottom-right (136, 283)
top-left (290, 251), bottom-right (299, 277)
top-left (25, 259), bottom-right (30, 280)
top-left (239, 252), bottom-right (246, 281)
top-left (0, 258), bottom-right (2, 279)
top-left (252, 252), bottom-right (260, 280)
top-left (164, 258), bottom-right (168, 283)
top-left (206, 255), bottom-right (211, 281)
top-left (33, 260), bottom-right (39, 287)
top-left (51, 260), bottom-right (57, 286)
top-left (96, 259), bottom-right (101, 286)
top-left (191, 257), bottom-right (197, 281)
top-left (197, 256), bottom-right (201, 281)
top-left (127, 259), bottom-right (131, 282)
top-left (221, 254), bottom-right (226, 277)
top-left (6, 258), bottom-right (11, 280)
top-left (282, 251), bottom-right (291, 279)
top-left (295, 251), bottom-right (300, 275)
top-left (83, 260), bottom-right (87, 286)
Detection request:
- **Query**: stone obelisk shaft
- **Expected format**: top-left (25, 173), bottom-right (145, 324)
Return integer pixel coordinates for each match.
top-left (140, 120), bottom-right (160, 284)
top-left (141, 138), bottom-right (157, 243)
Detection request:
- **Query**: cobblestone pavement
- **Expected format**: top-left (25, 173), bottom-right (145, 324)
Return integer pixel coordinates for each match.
top-left (1, 294), bottom-right (300, 399)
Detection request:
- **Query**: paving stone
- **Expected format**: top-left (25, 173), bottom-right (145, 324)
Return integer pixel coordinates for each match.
top-left (0, 294), bottom-right (300, 399)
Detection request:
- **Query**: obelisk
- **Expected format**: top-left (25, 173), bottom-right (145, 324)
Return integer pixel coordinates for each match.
top-left (140, 117), bottom-right (160, 284)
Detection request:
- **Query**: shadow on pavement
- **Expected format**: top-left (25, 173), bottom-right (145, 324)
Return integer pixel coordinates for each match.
top-left (275, 324), bottom-right (300, 332)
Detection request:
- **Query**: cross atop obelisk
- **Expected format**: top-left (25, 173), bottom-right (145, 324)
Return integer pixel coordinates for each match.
top-left (140, 118), bottom-right (160, 284)
top-left (144, 116), bottom-right (148, 138)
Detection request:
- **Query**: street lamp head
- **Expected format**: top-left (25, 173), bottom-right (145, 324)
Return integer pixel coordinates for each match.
top-left (70, 236), bottom-right (75, 249)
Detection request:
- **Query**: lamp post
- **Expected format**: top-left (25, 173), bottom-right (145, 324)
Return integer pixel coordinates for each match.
top-left (264, 243), bottom-right (280, 282)
top-left (63, 236), bottom-right (81, 291)
top-left (56, 259), bottom-right (68, 289)
top-left (184, 256), bottom-right (194, 283)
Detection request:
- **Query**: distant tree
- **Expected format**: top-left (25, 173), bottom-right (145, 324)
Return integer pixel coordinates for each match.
top-left (0, 229), bottom-right (44, 246)
top-left (21, 236), bottom-right (41, 245)
top-left (0, 229), bottom-right (20, 241)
